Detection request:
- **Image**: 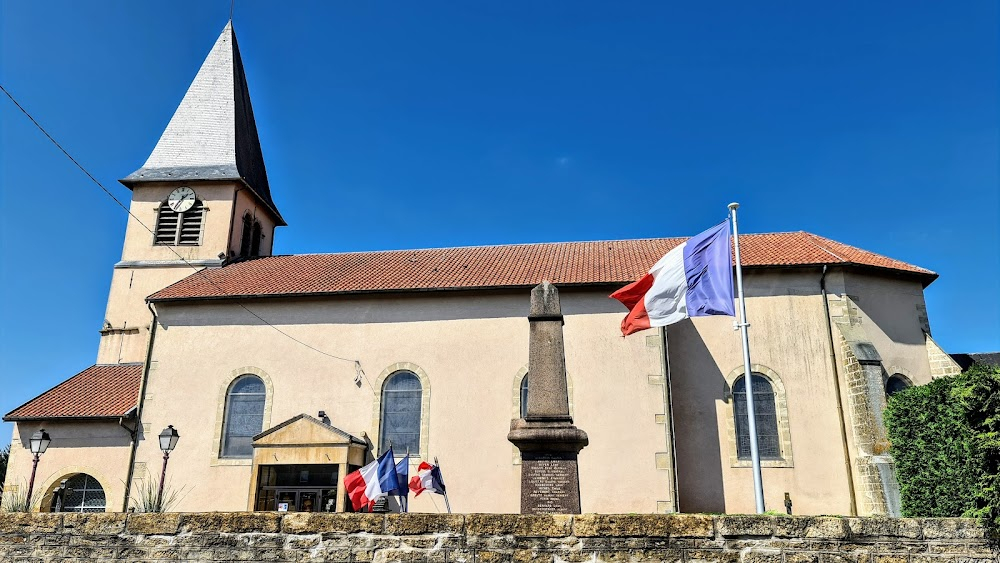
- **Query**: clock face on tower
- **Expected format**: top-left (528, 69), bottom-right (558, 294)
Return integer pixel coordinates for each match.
top-left (167, 187), bottom-right (197, 212)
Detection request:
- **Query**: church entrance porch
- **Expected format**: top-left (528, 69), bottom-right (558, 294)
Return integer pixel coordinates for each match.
top-left (249, 414), bottom-right (367, 512)
top-left (254, 464), bottom-right (341, 512)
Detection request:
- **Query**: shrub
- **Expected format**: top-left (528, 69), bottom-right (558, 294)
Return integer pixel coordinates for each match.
top-left (886, 363), bottom-right (1000, 531)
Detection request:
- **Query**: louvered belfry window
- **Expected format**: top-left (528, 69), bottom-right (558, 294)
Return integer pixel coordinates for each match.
top-left (155, 200), bottom-right (205, 245)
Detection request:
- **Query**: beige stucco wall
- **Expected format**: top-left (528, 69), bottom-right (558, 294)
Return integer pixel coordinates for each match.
top-left (3, 422), bottom-right (132, 513)
top-left (133, 290), bottom-right (670, 514)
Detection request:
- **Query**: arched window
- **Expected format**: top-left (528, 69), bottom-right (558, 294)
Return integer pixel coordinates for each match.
top-left (733, 374), bottom-right (781, 460)
top-left (379, 371), bottom-right (422, 455)
top-left (239, 214), bottom-right (253, 257)
top-left (61, 474), bottom-right (106, 513)
top-left (885, 374), bottom-right (912, 398)
top-left (221, 375), bottom-right (266, 458)
top-left (155, 200), bottom-right (205, 245)
top-left (519, 374), bottom-right (529, 419)
top-left (250, 220), bottom-right (262, 256)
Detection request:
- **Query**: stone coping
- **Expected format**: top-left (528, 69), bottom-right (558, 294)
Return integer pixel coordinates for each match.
top-left (0, 512), bottom-right (986, 540)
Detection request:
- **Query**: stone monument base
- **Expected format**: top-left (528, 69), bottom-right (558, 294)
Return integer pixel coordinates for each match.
top-left (508, 418), bottom-right (588, 514)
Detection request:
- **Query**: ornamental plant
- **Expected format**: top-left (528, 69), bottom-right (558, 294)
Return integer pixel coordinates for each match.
top-left (885, 363), bottom-right (1000, 532)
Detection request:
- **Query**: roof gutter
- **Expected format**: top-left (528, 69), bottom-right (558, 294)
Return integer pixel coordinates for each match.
top-left (122, 302), bottom-right (160, 512)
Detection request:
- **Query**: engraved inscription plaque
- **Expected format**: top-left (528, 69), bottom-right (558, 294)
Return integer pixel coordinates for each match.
top-left (520, 451), bottom-right (581, 514)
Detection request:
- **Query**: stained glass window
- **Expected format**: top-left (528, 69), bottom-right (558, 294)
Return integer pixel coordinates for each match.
top-left (221, 375), bottom-right (266, 458)
top-left (379, 371), bottom-right (422, 455)
top-left (733, 374), bottom-right (781, 460)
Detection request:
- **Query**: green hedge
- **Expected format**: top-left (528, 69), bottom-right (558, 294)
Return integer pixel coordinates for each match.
top-left (885, 363), bottom-right (1000, 529)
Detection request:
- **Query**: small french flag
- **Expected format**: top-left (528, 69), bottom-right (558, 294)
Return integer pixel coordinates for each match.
top-left (344, 448), bottom-right (400, 511)
top-left (408, 461), bottom-right (446, 497)
top-left (611, 220), bottom-right (735, 335)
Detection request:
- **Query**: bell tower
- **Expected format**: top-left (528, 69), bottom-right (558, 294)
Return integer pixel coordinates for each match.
top-left (98, 21), bottom-right (284, 364)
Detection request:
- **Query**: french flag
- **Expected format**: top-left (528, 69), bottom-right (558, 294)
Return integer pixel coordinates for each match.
top-left (408, 461), bottom-right (446, 497)
top-left (344, 448), bottom-right (399, 511)
top-left (611, 220), bottom-right (735, 336)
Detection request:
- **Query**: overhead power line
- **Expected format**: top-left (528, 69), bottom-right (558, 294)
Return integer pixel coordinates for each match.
top-left (0, 83), bottom-right (370, 388)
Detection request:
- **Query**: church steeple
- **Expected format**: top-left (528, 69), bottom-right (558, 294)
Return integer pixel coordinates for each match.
top-left (122, 22), bottom-right (284, 225)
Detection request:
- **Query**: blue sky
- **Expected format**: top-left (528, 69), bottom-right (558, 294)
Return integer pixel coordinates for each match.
top-left (1, 2), bottom-right (997, 445)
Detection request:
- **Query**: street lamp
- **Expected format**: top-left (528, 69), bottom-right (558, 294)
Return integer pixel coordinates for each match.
top-left (156, 425), bottom-right (179, 511)
top-left (25, 429), bottom-right (51, 507)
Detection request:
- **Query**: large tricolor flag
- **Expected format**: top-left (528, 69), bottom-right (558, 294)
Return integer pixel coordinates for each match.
top-left (344, 448), bottom-right (400, 511)
top-left (611, 220), bottom-right (735, 335)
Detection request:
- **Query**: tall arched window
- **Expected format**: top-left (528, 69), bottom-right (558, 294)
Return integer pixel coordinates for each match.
top-left (61, 473), bottom-right (106, 513)
top-left (155, 199), bottom-right (205, 245)
top-left (221, 375), bottom-right (266, 458)
top-left (733, 374), bottom-right (781, 460)
top-left (519, 374), bottom-right (529, 419)
top-left (379, 371), bottom-right (422, 455)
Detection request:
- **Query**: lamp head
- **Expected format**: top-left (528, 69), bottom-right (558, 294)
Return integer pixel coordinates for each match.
top-left (159, 425), bottom-right (180, 453)
top-left (29, 428), bottom-right (51, 455)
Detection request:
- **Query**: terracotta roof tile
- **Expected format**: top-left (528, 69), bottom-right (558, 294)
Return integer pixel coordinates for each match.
top-left (4, 364), bottom-right (143, 421)
top-left (149, 231), bottom-right (936, 302)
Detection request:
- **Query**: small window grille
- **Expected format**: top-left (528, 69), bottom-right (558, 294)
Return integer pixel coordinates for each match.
top-left (155, 200), bottom-right (204, 245)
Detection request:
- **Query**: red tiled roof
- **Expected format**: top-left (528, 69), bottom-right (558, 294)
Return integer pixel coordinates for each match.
top-left (4, 364), bottom-right (143, 421)
top-left (149, 231), bottom-right (936, 302)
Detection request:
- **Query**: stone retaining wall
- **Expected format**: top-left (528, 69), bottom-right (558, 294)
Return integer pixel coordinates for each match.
top-left (0, 512), bottom-right (993, 562)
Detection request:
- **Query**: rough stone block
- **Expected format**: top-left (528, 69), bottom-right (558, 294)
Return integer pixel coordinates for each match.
top-left (61, 513), bottom-right (127, 535)
top-left (177, 512), bottom-right (279, 534)
top-left (718, 515), bottom-right (776, 538)
top-left (281, 512), bottom-right (385, 534)
top-left (385, 513), bottom-right (464, 535)
top-left (920, 518), bottom-right (984, 540)
top-left (846, 518), bottom-right (922, 540)
top-left (0, 513), bottom-right (62, 534)
top-left (466, 514), bottom-right (571, 537)
top-left (784, 552), bottom-right (821, 563)
top-left (741, 548), bottom-right (783, 563)
top-left (668, 514), bottom-right (715, 538)
top-left (573, 514), bottom-right (675, 538)
top-left (373, 547), bottom-right (436, 562)
top-left (805, 518), bottom-right (850, 540)
top-left (686, 549), bottom-right (741, 563)
top-left (126, 512), bottom-right (181, 535)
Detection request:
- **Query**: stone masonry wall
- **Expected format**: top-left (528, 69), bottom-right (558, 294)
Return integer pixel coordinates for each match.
top-left (0, 512), bottom-right (994, 562)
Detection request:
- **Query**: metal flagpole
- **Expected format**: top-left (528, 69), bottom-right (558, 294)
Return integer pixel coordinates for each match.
top-left (728, 202), bottom-right (766, 513)
top-left (433, 456), bottom-right (452, 514)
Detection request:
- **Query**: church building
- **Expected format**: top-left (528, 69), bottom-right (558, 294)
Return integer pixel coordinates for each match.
top-left (2, 23), bottom-right (964, 516)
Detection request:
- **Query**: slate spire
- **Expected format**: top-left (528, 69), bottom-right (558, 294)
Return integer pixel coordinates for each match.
top-left (123, 22), bottom-right (284, 225)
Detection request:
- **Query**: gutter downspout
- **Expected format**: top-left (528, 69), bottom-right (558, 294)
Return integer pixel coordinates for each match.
top-left (659, 326), bottom-right (681, 512)
top-left (121, 302), bottom-right (159, 512)
top-left (821, 265), bottom-right (858, 516)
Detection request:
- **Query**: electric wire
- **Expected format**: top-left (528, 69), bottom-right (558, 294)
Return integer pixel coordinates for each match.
top-left (0, 83), bottom-right (372, 385)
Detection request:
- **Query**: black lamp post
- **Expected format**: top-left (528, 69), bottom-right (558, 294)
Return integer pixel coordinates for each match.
top-left (26, 429), bottom-right (51, 506)
top-left (157, 425), bottom-right (179, 510)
